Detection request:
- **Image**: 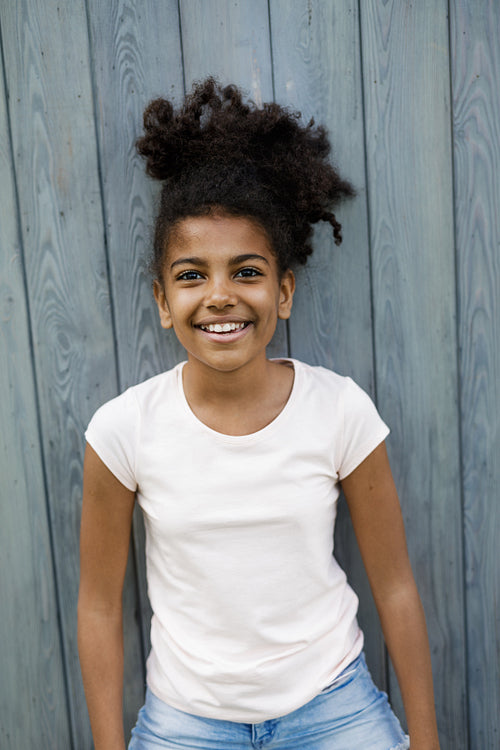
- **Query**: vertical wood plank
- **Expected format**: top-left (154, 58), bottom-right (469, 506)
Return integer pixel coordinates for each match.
top-left (0, 1), bottom-right (143, 744)
top-left (0, 42), bottom-right (71, 750)
top-left (450, 2), bottom-right (500, 747)
top-left (180, 0), bottom-right (273, 104)
top-left (86, 0), bottom-right (185, 703)
top-left (1, 3), bottom-right (496, 747)
top-left (361, 1), bottom-right (467, 745)
top-left (87, 0), bottom-right (186, 389)
top-left (179, 0), bottom-right (288, 357)
top-left (268, 0), bottom-right (386, 687)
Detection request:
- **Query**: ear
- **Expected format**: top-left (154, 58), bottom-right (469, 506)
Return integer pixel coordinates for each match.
top-left (277, 269), bottom-right (295, 320)
top-left (153, 280), bottom-right (173, 329)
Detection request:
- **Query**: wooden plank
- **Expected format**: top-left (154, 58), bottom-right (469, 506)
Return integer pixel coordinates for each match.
top-left (450, 2), bottom-right (500, 747)
top-left (0, 46), bottom-right (71, 750)
top-left (269, 0), bottom-right (385, 687)
top-left (360, 1), bottom-right (467, 745)
top-left (86, 0), bottom-right (185, 702)
top-left (0, 1), bottom-right (143, 744)
top-left (180, 0), bottom-right (274, 104)
top-left (179, 0), bottom-right (288, 357)
top-left (87, 0), bottom-right (186, 389)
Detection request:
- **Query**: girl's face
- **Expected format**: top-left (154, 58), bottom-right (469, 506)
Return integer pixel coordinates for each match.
top-left (153, 214), bottom-right (295, 376)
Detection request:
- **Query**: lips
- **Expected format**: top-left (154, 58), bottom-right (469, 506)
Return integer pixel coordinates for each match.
top-left (195, 320), bottom-right (252, 341)
top-left (198, 321), bottom-right (248, 333)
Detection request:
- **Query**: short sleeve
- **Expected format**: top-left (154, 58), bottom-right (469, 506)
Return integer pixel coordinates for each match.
top-left (337, 378), bottom-right (390, 480)
top-left (85, 387), bottom-right (139, 491)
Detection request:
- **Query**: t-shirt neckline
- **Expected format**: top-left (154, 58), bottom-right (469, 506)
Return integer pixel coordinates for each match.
top-left (175, 358), bottom-right (301, 445)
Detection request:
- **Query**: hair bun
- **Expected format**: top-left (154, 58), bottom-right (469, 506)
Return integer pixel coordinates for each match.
top-left (137, 78), bottom-right (248, 180)
top-left (137, 97), bottom-right (181, 180)
top-left (137, 77), bottom-right (355, 277)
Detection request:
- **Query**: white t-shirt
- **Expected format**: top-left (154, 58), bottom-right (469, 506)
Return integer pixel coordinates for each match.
top-left (85, 359), bottom-right (389, 723)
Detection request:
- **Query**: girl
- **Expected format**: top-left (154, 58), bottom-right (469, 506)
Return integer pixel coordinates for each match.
top-left (78, 78), bottom-right (440, 750)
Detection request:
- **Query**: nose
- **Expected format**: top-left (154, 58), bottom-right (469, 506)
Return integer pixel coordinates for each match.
top-left (204, 275), bottom-right (237, 309)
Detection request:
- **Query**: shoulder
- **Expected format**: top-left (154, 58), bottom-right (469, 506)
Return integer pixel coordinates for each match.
top-left (89, 363), bottom-right (182, 423)
top-left (293, 358), bottom-right (384, 424)
top-left (289, 359), bottom-right (389, 478)
top-left (291, 358), bottom-right (368, 404)
top-left (122, 363), bottom-right (181, 404)
top-left (85, 363), bottom-right (183, 450)
top-left (84, 364), bottom-right (184, 491)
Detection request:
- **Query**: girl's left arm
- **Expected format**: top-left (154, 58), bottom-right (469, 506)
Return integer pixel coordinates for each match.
top-left (341, 441), bottom-right (440, 750)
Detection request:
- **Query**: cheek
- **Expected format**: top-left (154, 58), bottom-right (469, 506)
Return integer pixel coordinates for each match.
top-left (248, 286), bottom-right (280, 313)
top-left (165, 290), bottom-right (199, 324)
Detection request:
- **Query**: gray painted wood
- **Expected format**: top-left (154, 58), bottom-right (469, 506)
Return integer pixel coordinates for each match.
top-left (86, 0), bottom-right (186, 702)
top-left (0, 0), bottom-right (142, 744)
top-left (450, 2), bottom-right (500, 747)
top-left (1, 1), bottom-right (499, 748)
top-left (179, 0), bottom-right (288, 357)
top-left (0, 48), bottom-right (71, 750)
top-left (87, 0), bottom-right (186, 389)
top-left (360, 1), bottom-right (467, 745)
top-left (268, 0), bottom-right (386, 688)
top-left (180, 0), bottom-right (274, 104)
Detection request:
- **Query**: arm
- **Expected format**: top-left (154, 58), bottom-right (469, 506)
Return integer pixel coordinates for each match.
top-left (78, 443), bottom-right (136, 750)
top-left (341, 442), bottom-right (440, 750)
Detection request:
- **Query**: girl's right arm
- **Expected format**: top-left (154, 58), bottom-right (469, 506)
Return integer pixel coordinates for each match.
top-left (78, 444), bottom-right (137, 750)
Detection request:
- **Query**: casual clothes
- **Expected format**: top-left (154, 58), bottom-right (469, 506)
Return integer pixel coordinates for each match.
top-left (85, 359), bottom-right (389, 723)
top-left (128, 653), bottom-right (409, 749)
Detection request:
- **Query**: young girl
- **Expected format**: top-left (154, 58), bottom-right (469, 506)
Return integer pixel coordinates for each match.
top-left (78, 78), bottom-right (440, 750)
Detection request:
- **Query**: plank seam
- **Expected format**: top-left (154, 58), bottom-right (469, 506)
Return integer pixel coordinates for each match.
top-left (267, 0), bottom-right (277, 103)
top-left (446, 1), bottom-right (470, 746)
top-left (356, 0), bottom-right (389, 698)
top-left (267, 0), bottom-right (291, 359)
top-left (177, 0), bottom-right (187, 94)
top-left (83, 0), bottom-right (121, 395)
top-left (0, 15), bottom-right (75, 750)
top-left (82, 0), bottom-right (150, 686)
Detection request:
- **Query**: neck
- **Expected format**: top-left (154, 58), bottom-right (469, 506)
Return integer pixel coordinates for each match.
top-left (181, 354), bottom-right (294, 437)
top-left (183, 354), bottom-right (275, 406)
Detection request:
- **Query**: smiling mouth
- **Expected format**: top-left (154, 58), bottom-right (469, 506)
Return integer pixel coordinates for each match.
top-left (197, 322), bottom-right (250, 334)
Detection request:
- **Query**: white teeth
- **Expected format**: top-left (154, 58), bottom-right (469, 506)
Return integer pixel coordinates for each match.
top-left (200, 322), bottom-right (246, 333)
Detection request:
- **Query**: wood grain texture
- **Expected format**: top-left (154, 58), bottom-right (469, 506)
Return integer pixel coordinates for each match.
top-left (0, 47), bottom-right (71, 750)
top-left (450, 2), bottom-right (500, 747)
top-left (180, 0), bottom-right (274, 104)
top-left (178, 0), bottom-right (288, 358)
top-left (0, 0), bottom-right (143, 745)
top-left (87, 0), bottom-right (186, 389)
top-left (86, 0), bottom-right (185, 710)
top-left (360, 1), bottom-right (467, 745)
top-left (1, 2), bottom-right (498, 747)
top-left (268, 0), bottom-right (386, 687)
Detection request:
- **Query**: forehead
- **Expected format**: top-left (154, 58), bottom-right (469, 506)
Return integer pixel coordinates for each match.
top-left (166, 215), bottom-right (275, 261)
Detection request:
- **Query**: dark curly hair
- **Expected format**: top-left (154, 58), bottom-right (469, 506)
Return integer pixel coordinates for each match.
top-left (136, 77), bottom-right (355, 278)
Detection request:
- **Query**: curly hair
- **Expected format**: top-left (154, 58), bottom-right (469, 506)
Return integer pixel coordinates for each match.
top-left (136, 77), bottom-right (355, 278)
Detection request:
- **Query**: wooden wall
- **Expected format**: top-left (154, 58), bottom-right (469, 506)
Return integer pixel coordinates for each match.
top-left (0, 2), bottom-right (498, 748)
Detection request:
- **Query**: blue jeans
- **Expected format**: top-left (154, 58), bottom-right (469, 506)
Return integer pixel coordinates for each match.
top-left (128, 653), bottom-right (409, 749)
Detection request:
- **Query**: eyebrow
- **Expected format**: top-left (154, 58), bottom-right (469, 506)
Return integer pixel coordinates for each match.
top-left (169, 253), bottom-right (270, 270)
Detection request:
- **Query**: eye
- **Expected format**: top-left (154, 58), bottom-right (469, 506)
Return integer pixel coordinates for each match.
top-left (235, 267), bottom-right (262, 278)
top-left (177, 270), bottom-right (203, 281)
